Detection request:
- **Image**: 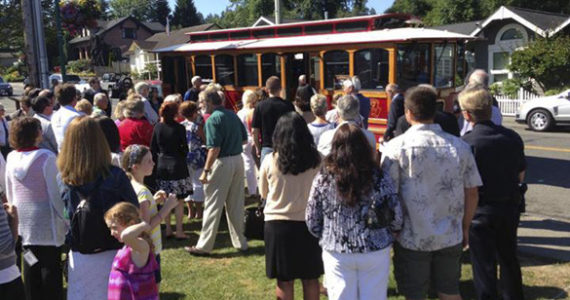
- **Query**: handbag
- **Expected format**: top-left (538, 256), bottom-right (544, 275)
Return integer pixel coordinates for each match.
top-left (244, 200), bottom-right (265, 240)
top-left (366, 196), bottom-right (394, 229)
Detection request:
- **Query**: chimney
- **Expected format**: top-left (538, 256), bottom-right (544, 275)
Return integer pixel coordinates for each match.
top-left (275, 0), bottom-right (281, 24)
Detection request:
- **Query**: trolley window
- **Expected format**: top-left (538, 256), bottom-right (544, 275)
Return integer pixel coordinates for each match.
top-left (237, 54), bottom-right (259, 86)
top-left (396, 43), bottom-right (431, 90)
top-left (195, 55), bottom-right (213, 81)
top-left (335, 21), bottom-right (369, 33)
top-left (277, 27), bottom-right (302, 37)
top-left (231, 31), bottom-right (251, 40)
top-left (261, 53), bottom-right (281, 84)
top-left (456, 42), bottom-right (466, 86)
top-left (434, 43), bottom-right (454, 88)
top-left (354, 48), bottom-right (389, 90)
top-left (305, 24), bottom-right (333, 35)
top-left (324, 50), bottom-right (349, 90)
top-left (215, 55), bottom-right (235, 86)
top-left (253, 29), bottom-right (275, 39)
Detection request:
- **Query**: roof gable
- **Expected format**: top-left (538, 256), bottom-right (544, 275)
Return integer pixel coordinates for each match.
top-left (252, 15), bottom-right (302, 27)
top-left (470, 6), bottom-right (570, 37)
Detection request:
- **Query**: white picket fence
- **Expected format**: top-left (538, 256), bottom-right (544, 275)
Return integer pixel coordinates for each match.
top-left (496, 88), bottom-right (539, 116)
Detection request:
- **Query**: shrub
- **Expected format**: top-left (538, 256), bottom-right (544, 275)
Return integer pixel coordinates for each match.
top-left (509, 35), bottom-right (570, 91)
top-left (66, 59), bottom-right (92, 73)
top-left (3, 71), bottom-right (24, 82)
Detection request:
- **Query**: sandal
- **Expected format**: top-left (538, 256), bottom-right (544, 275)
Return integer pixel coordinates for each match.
top-left (184, 246), bottom-right (210, 257)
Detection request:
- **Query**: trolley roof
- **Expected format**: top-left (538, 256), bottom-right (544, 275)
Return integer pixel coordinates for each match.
top-left (155, 27), bottom-right (474, 53)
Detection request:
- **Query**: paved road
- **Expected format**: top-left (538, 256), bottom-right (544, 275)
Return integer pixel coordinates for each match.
top-left (1, 83), bottom-right (568, 219)
top-left (502, 117), bottom-right (570, 221)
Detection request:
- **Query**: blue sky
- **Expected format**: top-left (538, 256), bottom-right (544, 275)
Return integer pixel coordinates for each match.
top-left (167, 0), bottom-right (395, 18)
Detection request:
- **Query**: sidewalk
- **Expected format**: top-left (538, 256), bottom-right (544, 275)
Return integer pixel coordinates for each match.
top-left (518, 214), bottom-right (570, 262)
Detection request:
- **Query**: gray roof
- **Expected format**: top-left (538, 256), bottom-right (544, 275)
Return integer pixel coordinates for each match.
top-left (143, 23), bottom-right (218, 52)
top-left (69, 17), bottom-right (165, 44)
top-left (506, 6), bottom-right (569, 31)
top-left (431, 20), bottom-right (481, 35)
top-left (144, 22), bottom-right (166, 32)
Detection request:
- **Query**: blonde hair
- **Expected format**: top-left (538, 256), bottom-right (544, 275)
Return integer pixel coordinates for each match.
top-left (241, 90), bottom-right (256, 109)
top-left (104, 202), bottom-right (154, 252)
top-left (123, 99), bottom-right (145, 118)
top-left (75, 99), bottom-right (93, 115)
top-left (126, 93), bottom-right (142, 102)
top-left (458, 87), bottom-right (493, 122)
top-left (58, 116), bottom-right (111, 186)
top-left (310, 94), bottom-right (328, 117)
top-left (164, 94), bottom-right (182, 103)
top-left (113, 101), bottom-right (126, 120)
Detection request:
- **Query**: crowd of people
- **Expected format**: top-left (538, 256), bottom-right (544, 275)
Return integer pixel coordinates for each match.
top-left (0, 68), bottom-right (526, 300)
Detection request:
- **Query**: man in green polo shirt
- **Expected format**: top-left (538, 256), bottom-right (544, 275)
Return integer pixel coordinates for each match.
top-left (186, 86), bottom-right (249, 256)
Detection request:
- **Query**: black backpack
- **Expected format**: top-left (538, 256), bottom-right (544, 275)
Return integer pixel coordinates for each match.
top-left (70, 186), bottom-right (122, 254)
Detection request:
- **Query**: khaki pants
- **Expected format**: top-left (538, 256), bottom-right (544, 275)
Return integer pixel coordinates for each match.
top-left (196, 154), bottom-right (248, 252)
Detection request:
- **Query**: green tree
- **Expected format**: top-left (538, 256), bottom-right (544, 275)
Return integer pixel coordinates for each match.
top-left (109, 0), bottom-right (152, 21)
top-left (0, 0), bottom-right (24, 51)
top-left (148, 0), bottom-right (171, 25)
top-left (386, 0), bottom-right (570, 26)
top-left (424, 0), bottom-right (480, 26)
top-left (172, 0), bottom-right (202, 28)
top-left (509, 35), bottom-right (570, 91)
top-left (209, 0), bottom-right (372, 29)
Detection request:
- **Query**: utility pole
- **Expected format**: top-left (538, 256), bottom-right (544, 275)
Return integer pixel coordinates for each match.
top-left (275, 0), bottom-right (281, 24)
top-left (32, 0), bottom-right (50, 88)
top-left (21, 0), bottom-right (50, 89)
top-left (55, 0), bottom-right (67, 81)
top-left (22, 0), bottom-right (39, 87)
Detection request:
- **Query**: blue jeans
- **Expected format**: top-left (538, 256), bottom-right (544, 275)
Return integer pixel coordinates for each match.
top-left (260, 147), bottom-right (273, 165)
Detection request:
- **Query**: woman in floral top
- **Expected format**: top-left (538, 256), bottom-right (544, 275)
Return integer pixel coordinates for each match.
top-left (306, 123), bottom-right (403, 300)
top-left (179, 101), bottom-right (206, 219)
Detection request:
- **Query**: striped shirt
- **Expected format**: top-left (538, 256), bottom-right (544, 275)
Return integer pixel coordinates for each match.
top-left (131, 180), bottom-right (162, 254)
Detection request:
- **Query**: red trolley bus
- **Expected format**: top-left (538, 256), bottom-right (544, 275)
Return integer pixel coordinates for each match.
top-left (156, 13), bottom-right (473, 138)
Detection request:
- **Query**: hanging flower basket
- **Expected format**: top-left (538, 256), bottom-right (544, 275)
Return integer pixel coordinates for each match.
top-left (59, 0), bottom-right (102, 36)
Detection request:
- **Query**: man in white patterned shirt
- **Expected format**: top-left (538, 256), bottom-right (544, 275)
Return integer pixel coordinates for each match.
top-left (381, 85), bottom-right (482, 300)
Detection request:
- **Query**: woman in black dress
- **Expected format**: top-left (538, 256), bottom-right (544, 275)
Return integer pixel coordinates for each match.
top-left (151, 102), bottom-right (192, 239)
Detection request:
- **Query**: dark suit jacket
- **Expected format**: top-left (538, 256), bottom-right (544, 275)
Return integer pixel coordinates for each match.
top-left (394, 111), bottom-right (460, 137)
top-left (383, 93), bottom-right (404, 140)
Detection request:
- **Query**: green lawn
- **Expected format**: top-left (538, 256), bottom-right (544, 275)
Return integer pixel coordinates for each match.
top-left (158, 217), bottom-right (570, 300)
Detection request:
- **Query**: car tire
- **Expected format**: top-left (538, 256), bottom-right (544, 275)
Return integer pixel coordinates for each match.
top-left (527, 109), bottom-right (553, 131)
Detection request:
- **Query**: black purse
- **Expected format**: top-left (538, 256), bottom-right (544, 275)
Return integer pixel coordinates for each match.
top-left (244, 200), bottom-right (265, 240)
top-left (366, 194), bottom-right (394, 230)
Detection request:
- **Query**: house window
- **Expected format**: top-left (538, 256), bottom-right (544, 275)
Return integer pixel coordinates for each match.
top-left (493, 52), bottom-right (510, 70)
top-left (501, 28), bottom-right (523, 41)
top-left (488, 24), bottom-right (529, 84)
top-left (493, 74), bottom-right (509, 82)
top-left (123, 28), bottom-right (136, 39)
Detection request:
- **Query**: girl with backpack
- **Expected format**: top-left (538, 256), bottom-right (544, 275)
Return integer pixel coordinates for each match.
top-left (121, 144), bottom-right (179, 288)
top-left (104, 202), bottom-right (158, 300)
top-left (58, 116), bottom-right (138, 300)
